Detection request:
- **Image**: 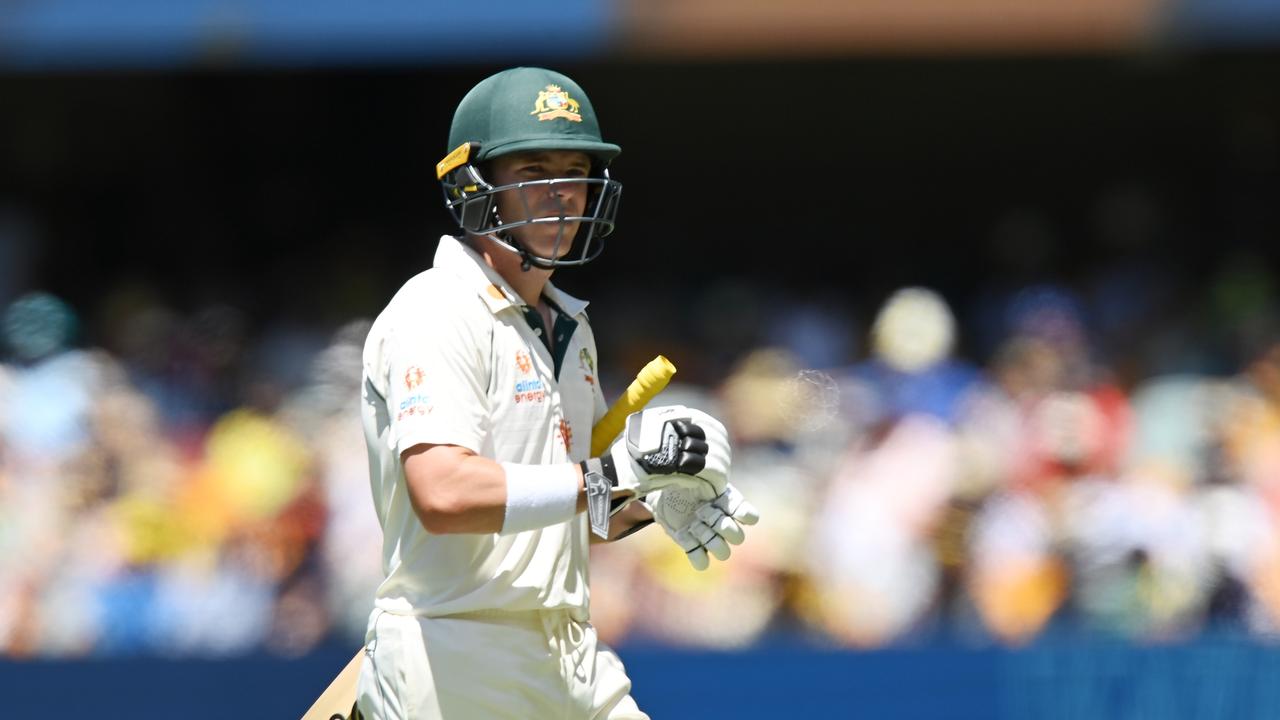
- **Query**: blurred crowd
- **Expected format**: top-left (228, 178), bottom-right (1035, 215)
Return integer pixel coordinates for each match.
top-left (5, 251), bottom-right (1280, 658)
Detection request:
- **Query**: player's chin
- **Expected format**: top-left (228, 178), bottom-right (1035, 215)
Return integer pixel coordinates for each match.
top-left (520, 222), bottom-right (581, 260)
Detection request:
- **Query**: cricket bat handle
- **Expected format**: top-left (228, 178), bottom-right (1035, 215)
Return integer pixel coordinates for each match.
top-left (589, 355), bottom-right (677, 456)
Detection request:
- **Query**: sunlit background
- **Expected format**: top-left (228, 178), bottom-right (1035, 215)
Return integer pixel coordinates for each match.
top-left (2, 1), bottom-right (1280, 717)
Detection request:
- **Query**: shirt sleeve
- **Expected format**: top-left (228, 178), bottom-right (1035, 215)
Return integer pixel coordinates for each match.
top-left (380, 296), bottom-right (491, 458)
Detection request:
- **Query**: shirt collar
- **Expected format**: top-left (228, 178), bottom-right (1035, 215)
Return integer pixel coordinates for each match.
top-left (542, 280), bottom-right (589, 318)
top-left (432, 235), bottom-right (589, 317)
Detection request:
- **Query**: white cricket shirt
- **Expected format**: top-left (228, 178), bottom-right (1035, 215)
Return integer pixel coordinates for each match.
top-left (361, 235), bottom-right (608, 618)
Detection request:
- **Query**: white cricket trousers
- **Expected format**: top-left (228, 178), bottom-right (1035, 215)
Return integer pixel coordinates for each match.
top-left (356, 608), bottom-right (648, 720)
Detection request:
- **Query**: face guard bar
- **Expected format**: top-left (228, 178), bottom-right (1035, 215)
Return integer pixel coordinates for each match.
top-left (441, 162), bottom-right (623, 270)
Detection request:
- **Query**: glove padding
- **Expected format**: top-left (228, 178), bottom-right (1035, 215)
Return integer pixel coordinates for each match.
top-left (603, 405), bottom-right (731, 499)
top-left (647, 483), bottom-right (759, 571)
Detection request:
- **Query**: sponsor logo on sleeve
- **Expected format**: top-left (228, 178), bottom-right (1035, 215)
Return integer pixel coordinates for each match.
top-left (397, 393), bottom-right (432, 421)
top-left (404, 366), bottom-right (426, 390)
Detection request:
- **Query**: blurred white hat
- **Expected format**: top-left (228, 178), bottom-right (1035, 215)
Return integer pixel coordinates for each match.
top-left (871, 287), bottom-right (956, 373)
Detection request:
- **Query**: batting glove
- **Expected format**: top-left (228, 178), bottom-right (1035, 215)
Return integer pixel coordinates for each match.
top-left (648, 483), bottom-right (759, 571)
top-left (581, 405), bottom-right (731, 500)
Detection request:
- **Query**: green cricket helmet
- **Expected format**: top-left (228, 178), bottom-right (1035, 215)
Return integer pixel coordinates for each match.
top-left (437, 67), bottom-right (623, 270)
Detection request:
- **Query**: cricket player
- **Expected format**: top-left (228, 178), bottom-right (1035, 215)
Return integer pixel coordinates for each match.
top-left (356, 67), bottom-right (759, 719)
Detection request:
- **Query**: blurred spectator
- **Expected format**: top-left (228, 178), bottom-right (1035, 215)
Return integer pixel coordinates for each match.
top-left (2, 292), bottom-right (94, 463)
top-left (805, 288), bottom-right (974, 646)
top-left (12, 267), bottom-right (1280, 658)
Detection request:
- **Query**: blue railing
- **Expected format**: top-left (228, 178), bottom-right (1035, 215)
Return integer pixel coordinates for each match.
top-left (5, 633), bottom-right (1280, 719)
top-left (0, 0), bottom-right (612, 69)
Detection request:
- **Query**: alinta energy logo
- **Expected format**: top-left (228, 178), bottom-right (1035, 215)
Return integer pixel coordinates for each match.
top-left (514, 377), bottom-right (546, 405)
top-left (398, 392), bottom-right (432, 421)
top-left (515, 350), bottom-right (533, 375)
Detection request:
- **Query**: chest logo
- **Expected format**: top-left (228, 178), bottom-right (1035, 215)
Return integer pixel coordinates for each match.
top-left (578, 348), bottom-right (595, 386)
top-left (558, 418), bottom-right (573, 452)
top-left (515, 350), bottom-right (533, 375)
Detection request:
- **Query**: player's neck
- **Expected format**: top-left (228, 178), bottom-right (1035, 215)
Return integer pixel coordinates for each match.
top-left (473, 236), bottom-right (553, 306)
top-left (503, 266), bottom-right (553, 308)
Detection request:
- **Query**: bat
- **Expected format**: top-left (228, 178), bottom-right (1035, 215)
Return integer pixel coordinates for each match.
top-left (301, 650), bottom-right (366, 720)
top-left (300, 355), bottom-right (678, 720)
top-left (589, 354), bottom-right (676, 456)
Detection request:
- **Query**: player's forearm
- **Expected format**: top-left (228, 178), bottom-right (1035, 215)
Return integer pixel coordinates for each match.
top-left (405, 444), bottom-right (600, 535)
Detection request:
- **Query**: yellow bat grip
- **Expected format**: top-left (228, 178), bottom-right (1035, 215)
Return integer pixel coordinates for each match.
top-left (590, 355), bottom-right (677, 457)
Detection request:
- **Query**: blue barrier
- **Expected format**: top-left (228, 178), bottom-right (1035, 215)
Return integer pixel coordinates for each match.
top-left (1172, 0), bottom-right (1280, 45)
top-left (0, 0), bottom-right (612, 69)
top-left (3, 635), bottom-right (1279, 719)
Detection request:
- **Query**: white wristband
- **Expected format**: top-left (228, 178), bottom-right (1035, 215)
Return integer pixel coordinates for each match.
top-left (500, 462), bottom-right (580, 534)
